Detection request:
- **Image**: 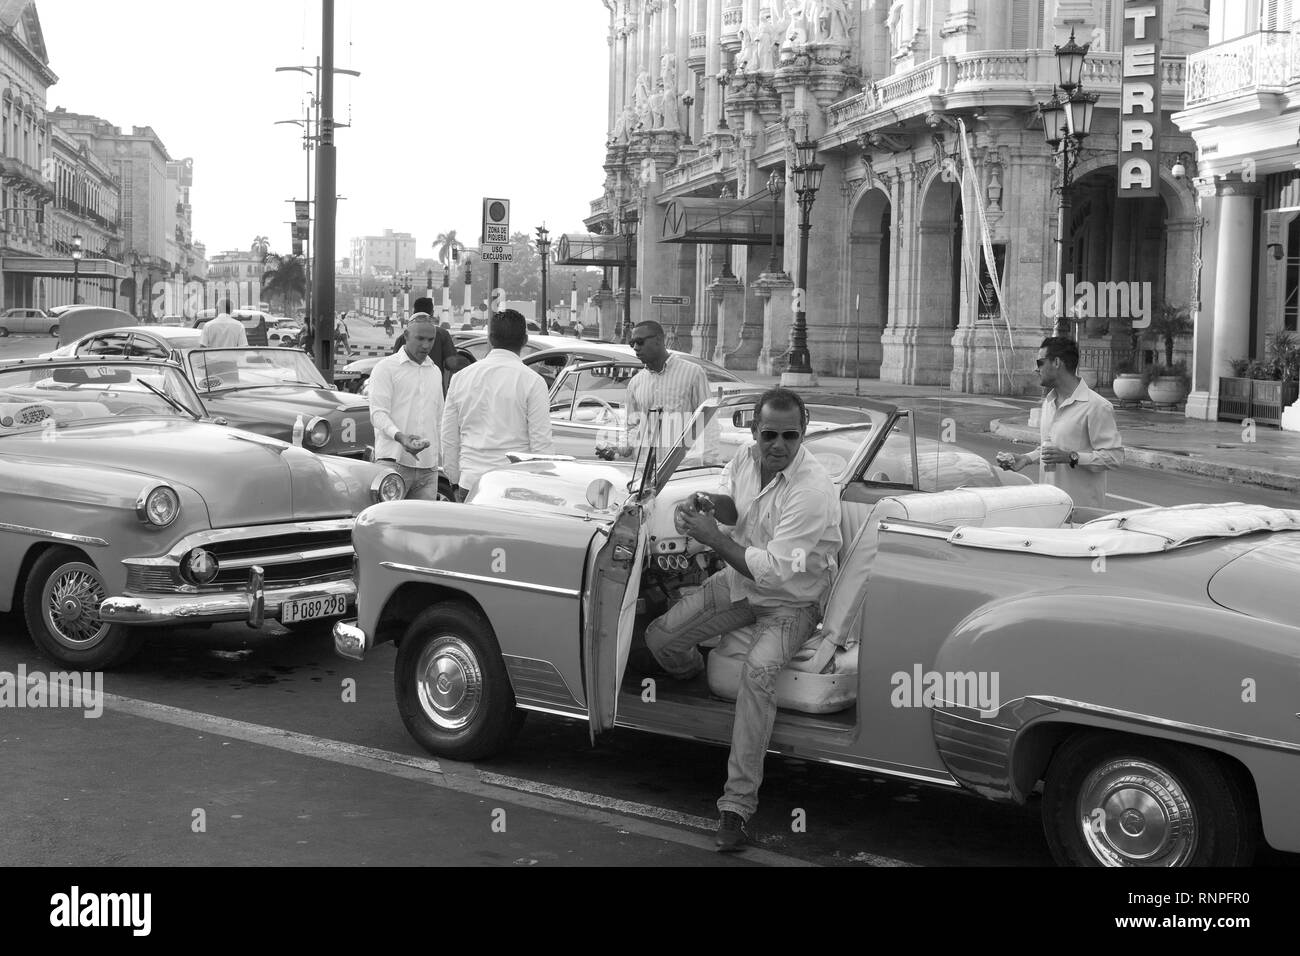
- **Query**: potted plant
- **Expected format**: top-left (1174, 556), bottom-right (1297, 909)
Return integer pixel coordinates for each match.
top-left (1145, 303), bottom-right (1194, 368)
top-left (1144, 360), bottom-right (1191, 406)
top-left (1111, 357), bottom-right (1147, 403)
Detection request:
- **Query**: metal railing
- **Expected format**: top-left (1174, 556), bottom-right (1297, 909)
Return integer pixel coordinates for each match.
top-left (1185, 30), bottom-right (1291, 107)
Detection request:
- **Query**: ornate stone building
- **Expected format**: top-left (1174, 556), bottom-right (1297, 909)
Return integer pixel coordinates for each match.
top-left (589, 0), bottom-right (1208, 394)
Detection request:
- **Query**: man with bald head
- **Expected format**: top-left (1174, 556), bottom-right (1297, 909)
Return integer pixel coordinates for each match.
top-left (619, 319), bottom-right (709, 458)
top-left (368, 312), bottom-right (445, 500)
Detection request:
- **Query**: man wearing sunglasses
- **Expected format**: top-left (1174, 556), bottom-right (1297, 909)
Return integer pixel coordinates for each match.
top-left (617, 320), bottom-right (709, 458)
top-left (632, 388), bottom-right (841, 851)
top-left (999, 336), bottom-right (1123, 509)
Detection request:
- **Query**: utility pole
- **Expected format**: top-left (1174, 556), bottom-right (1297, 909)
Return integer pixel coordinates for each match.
top-left (313, 0), bottom-right (337, 380)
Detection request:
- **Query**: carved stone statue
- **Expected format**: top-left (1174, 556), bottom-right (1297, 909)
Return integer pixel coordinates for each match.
top-left (633, 71), bottom-right (654, 128)
top-left (816, 0), bottom-right (852, 43)
top-left (650, 80), bottom-right (679, 132)
top-left (782, 0), bottom-right (810, 51)
top-left (661, 52), bottom-right (678, 96)
top-left (755, 11), bottom-right (781, 72)
top-left (610, 104), bottom-right (637, 144)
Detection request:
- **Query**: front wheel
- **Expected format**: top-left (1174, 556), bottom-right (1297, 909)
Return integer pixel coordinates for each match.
top-left (49, 325), bottom-right (59, 338)
top-left (0, 325), bottom-right (8, 337)
top-left (23, 547), bottom-right (142, 668)
top-left (394, 603), bottom-right (524, 761)
top-left (1042, 732), bottom-right (1257, 867)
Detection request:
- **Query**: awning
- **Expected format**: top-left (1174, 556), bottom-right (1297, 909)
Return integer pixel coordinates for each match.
top-left (554, 234), bottom-right (629, 267)
top-left (659, 198), bottom-right (784, 246)
top-left (1, 257), bottom-right (131, 280)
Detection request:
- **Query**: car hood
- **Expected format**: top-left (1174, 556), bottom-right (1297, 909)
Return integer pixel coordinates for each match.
top-left (1208, 533), bottom-right (1300, 628)
top-left (471, 460), bottom-right (637, 518)
top-left (203, 385), bottom-right (368, 422)
top-left (8, 419), bottom-right (362, 526)
top-left (341, 357), bottom-right (384, 374)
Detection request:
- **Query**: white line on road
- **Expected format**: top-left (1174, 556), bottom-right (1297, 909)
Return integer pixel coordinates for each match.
top-left (96, 692), bottom-right (854, 867)
top-left (1106, 493), bottom-right (1159, 507)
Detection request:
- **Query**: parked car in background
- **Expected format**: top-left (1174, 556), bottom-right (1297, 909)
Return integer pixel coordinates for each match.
top-left (337, 390), bottom-right (1300, 867)
top-left (0, 356), bottom-right (404, 668)
top-left (523, 342), bottom-right (742, 392)
top-left (42, 325), bottom-right (202, 362)
top-left (268, 327), bottom-right (301, 348)
top-left (186, 347), bottom-right (373, 459)
top-left (192, 309), bottom-right (269, 346)
top-left (0, 307), bottom-right (57, 337)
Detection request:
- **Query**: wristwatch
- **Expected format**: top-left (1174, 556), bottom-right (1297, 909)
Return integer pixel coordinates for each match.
top-left (1069, 452), bottom-right (1079, 469)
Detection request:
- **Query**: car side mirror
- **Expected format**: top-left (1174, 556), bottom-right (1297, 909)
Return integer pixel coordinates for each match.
top-left (732, 409), bottom-right (755, 429)
top-left (586, 478), bottom-right (615, 511)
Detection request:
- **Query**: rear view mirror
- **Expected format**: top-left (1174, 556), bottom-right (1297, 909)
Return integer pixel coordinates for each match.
top-left (52, 367), bottom-right (132, 385)
top-left (732, 408), bottom-right (756, 429)
top-left (586, 478), bottom-right (615, 510)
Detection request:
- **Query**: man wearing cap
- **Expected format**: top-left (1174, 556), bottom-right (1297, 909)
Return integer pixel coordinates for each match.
top-left (369, 313), bottom-right (445, 500)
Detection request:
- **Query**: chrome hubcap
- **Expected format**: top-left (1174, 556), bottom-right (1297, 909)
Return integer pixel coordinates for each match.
top-left (414, 634), bottom-right (482, 731)
top-left (1079, 758), bottom-right (1197, 866)
top-left (45, 566), bottom-right (109, 649)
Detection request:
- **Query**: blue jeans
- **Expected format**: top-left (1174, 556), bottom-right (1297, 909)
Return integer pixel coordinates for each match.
top-left (393, 464), bottom-right (441, 501)
top-left (646, 571), bottom-right (820, 821)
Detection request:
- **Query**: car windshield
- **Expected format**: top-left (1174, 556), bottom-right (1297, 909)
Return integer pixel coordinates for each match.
top-left (0, 362), bottom-right (205, 431)
top-left (187, 349), bottom-right (327, 392)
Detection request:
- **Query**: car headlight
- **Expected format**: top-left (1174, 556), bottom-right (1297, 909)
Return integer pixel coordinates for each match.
top-left (372, 471), bottom-right (405, 503)
top-left (136, 484), bottom-right (180, 528)
top-left (307, 417), bottom-right (331, 448)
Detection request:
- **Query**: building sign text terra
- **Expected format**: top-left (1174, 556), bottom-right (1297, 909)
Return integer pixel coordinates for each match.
top-left (1118, 1), bottom-right (1162, 199)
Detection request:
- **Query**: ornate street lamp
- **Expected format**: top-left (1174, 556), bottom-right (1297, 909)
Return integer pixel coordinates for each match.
top-left (716, 67), bottom-right (731, 130)
top-left (463, 253), bottom-right (474, 316)
top-left (782, 141), bottom-right (824, 382)
top-left (764, 168), bottom-right (785, 276)
top-left (426, 267), bottom-right (434, 304)
top-left (71, 233), bottom-right (83, 304)
top-left (1039, 29), bottom-right (1098, 337)
top-left (619, 207), bottom-right (639, 343)
top-left (400, 270), bottom-right (413, 321)
top-left (535, 225), bottom-right (551, 328)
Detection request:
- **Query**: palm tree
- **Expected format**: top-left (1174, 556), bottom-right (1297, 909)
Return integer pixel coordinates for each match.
top-left (433, 231), bottom-right (464, 267)
top-left (251, 236), bottom-right (270, 259)
top-left (263, 256), bottom-right (308, 315)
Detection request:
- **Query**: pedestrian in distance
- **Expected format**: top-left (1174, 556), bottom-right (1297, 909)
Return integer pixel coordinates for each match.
top-left (998, 335), bottom-right (1124, 510)
top-left (383, 315), bottom-right (394, 338)
top-left (368, 314), bottom-right (446, 501)
top-left (441, 308), bottom-right (554, 501)
top-left (198, 299), bottom-right (247, 349)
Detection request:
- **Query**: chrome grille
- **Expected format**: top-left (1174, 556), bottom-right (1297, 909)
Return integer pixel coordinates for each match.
top-left (126, 566), bottom-right (183, 593)
top-left (127, 528), bottom-right (355, 593)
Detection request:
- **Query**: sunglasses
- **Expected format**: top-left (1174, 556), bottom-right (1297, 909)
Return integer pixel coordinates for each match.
top-left (1036, 358), bottom-right (1056, 368)
top-left (759, 430), bottom-right (803, 442)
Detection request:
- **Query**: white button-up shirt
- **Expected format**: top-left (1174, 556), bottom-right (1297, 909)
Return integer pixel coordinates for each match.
top-left (199, 314), bottom-right (248, 349)
top-left (1028, 379), bottom-right (1124, 510)
top-left (441, 349), bottom-right (554, 492)
top-left (716, 444), bottom-right (842, 609)
top-left (368, 349), bottom-right (444, 469)
top-left (627, 354), bottom-right (710, 451)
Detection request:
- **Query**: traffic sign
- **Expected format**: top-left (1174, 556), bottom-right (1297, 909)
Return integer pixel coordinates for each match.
top-left (651, 295), bottom-right (690, 306)
top-left (480, 245), bottom-right (514, 263)
top-left (483, 197), bottom-right (511, 247)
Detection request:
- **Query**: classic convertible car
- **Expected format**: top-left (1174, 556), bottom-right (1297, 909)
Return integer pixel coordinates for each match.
top-left (0, 357), bottom-right (404, 669)
top-left (337, 391), bottom-right (1300, 867)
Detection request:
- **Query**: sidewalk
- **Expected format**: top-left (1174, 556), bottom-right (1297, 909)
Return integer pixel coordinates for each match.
top-left (741, 372), bottom-right (1300, 493)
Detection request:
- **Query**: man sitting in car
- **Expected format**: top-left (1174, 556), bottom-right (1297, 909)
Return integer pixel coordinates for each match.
top-left (631, 388), bottom-right (842, 852)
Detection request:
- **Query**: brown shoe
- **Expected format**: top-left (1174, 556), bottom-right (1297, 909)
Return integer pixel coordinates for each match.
top-left (715, 811), bottom-right (750, 852)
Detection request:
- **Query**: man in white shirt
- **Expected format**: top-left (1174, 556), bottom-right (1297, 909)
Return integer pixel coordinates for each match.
top-left (441, 309), bottom-right (554, 498)
top-left (618, 320), bottom-right (710, 458)
top-left (1001, 336), bottom-right (1123, 510)
top-left (635, 388), bottom-right (841, 852)
top-left (368, 313), bottom-right (445, 500)
top-left (199, 300), bottom-right (248, 349)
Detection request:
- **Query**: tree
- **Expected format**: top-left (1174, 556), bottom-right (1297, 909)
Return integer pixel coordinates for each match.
top-left (263, 256), bottom-right (308, 315)
top-left (251, 236), bottom-right (270, 259)
top-left (433, 231), bottom-right (464, 267)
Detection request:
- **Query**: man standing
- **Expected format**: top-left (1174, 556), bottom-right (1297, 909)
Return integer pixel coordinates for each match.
top-left (1000, 336), bottom-right (1123, 510)
top-left (199, 300), bottom-right (247, 348)
top-left (413, 297), bottom-right (456, 389)
top-left (634, 389), bottom-right (841, 851)
top-left (619, 320), bottom-right (709, 457)
top-left (368, 314), bottom-right (445, 500)
top-left (441, 309), bottom-right (554, 499)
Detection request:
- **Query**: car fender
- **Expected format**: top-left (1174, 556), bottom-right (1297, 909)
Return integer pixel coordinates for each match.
top-left (933, 591), bottom-right (1300, 852)
top-left (353, 501), bottom-right (603, 705)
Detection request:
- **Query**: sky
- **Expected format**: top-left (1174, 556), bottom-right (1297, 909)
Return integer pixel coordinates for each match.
top-left (37, 0), bottom-right (611, 259)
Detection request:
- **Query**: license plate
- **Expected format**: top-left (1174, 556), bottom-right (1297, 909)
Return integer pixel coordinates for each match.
top-left (281, 595), bottom-right (349, 624)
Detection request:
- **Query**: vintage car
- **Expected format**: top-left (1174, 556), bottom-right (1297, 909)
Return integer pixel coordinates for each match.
top-left (42, 324), bottom-right (200, 361)
top-left (185, 348), bottom-right (374, 459)
top-left (0, 307), bottom-right (54, 336)
top-left (336, 390), bottom-right (1300, 867)
top-left (0, 357), bottom-right (404, 669)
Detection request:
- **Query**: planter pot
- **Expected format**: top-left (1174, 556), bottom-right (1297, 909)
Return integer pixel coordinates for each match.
top-left (1147, 377), bottom-right (1189, 406)
top-left (1112, 373), bottom-right (1147, 403)
top-left (1077, 365), bottom-right (1099, 388)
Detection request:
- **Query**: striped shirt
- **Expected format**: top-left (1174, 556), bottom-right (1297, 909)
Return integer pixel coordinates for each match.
top-left (626, 354), bottom-right (710, 452)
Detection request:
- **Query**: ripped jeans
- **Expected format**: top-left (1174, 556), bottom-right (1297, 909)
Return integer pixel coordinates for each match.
top-left (645, 570), bottom-right (820, 820)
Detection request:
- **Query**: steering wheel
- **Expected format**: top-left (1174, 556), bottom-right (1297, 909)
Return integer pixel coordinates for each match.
top-left (576, 395), bottom-right (616, 422)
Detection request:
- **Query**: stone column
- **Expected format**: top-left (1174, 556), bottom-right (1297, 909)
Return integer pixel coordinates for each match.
top-left (709, 272), bottom-right (749, 368)
top-left (593, 287), bottom-right (619, 341)
top-left (1186, 180), bottom-right (1256, 421)
top-left (705, 0), bottom-right (721, 130)
top-left (755, 272), bottom-right (796, 375)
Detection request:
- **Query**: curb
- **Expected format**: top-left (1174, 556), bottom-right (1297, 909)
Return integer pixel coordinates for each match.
top-left (989, 419), bottom-right (1300, 494)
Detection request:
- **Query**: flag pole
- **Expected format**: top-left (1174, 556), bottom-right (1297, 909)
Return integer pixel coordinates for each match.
top-left (854, 293), bottom-right (861, 397)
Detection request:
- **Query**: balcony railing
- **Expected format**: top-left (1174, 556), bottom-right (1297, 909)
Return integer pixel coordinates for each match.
top-left (661, 153), bottom-right (717, 191)
top-left (829, 50), bottom-right (1185, 128)
top-left (1185, 30), bottom-right (1291, 107)
top-left (690, 32), bottom-right (707, 51)
top-left (722, 7), bottom-right (743, 34)
top-left (590, 196), bottom-right (610, 218)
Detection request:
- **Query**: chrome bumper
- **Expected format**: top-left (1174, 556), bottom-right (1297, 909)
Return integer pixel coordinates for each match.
top-left (100, 566), bottom-right (356, 628)
top-left (333, 619), bottom-right (370, 662)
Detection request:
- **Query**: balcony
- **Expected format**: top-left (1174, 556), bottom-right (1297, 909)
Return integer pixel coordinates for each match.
top-left (590, 196), bottom-right (609, 218)
top-left (828, 50), bottom-right (1186, 129)
top-left (722, 7), bottom-right (742, 35)
top-left (1185, 30), bottom-right (1291, 108)
top-left (688, 31), bottom-right (707, 67)
top-left (661, 153), bottom-right (719, 192)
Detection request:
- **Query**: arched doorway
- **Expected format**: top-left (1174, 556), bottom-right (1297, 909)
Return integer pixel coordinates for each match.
top-left (915, 175), bottom-right (961, 381)
top-left (846, 186), bottom-right (891, 376)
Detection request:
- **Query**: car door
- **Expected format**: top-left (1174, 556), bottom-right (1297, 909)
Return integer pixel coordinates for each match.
top-left (126, 333), bottom-right (171, 360)
top-left (840, 409), bottom-right (921, 508)
top-left (547, 363), bottom-right (636, 459)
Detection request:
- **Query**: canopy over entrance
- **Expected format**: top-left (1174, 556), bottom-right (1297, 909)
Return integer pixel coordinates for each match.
top-left (659, 198), bottom-right (783, 246)
top-left (554, 234), bottom-right (629, 267)
top-left (1, 257), bottom-right (131, 280)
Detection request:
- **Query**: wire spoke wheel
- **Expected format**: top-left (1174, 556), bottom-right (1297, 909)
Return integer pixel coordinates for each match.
top-left (43, 563), bottom-right (110, 650)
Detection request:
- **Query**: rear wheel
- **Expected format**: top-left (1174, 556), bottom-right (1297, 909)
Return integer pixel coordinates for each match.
top-left (23, 547), bottom-right (142, 669)
top-left (1042, 732), bottom-right (1257, 867)
top-left (0, 326), bottom-right (8, 337)
top-left (394, 603), bottom-right (524, 761)
top-left (49, 325), bottom-right (59, 338)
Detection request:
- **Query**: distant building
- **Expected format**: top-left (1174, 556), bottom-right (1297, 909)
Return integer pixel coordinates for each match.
top-left (352, 229), bottom-right (417, 276)
top-left (48, 123), bottom-right (122, 307)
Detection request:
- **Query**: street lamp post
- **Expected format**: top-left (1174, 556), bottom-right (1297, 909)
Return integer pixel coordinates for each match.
top-left (426, 268), bottom-right (434, 308)
top-left (463, 254), bottom-right (474, 316)
top-left (1038, 29), bottom-right (1097, 338)
top-left (71, 233), bottom-right (83, 304)
top-left (764, 169), bottom-right (785, 276)
top-left (716, 68), bottom-right (730, 130)
top-left (400, 271), bottom-right (412, 322)
top-left (535, 225), bottom-right (550, 330)
top-left (390, 277), bottom-right (399, 320)
top-left (782, 140), bottom-right (824, 382)
top-left (619, 207), bottom-right (639, 343)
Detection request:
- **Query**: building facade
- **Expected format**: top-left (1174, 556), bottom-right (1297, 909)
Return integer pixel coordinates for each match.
top-left (1175, 0), bottom-right (1300, 430)
top-left (590, 0), bottom-right (1207, 394)
top-left (352, 229), bottom-right (417, 277)
top-left (47, 123), bottom-right (122, 307)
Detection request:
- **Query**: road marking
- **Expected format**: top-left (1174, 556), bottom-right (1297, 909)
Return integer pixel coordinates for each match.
top-left (96, 692), bottom-right (854, 867)
top-left (1106, 493), bottom-right (1159, 507)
